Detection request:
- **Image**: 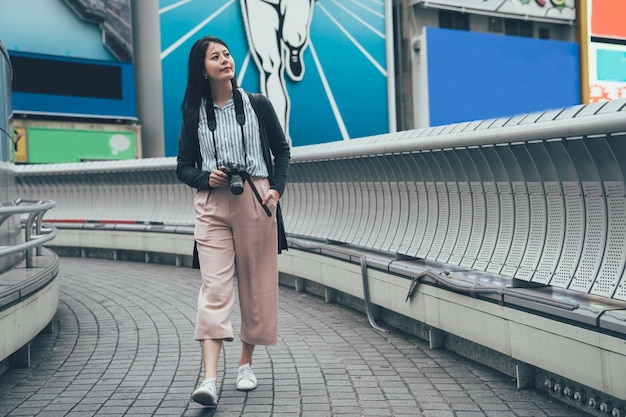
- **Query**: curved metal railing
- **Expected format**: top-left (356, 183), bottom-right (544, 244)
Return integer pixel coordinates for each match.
top-left (13, 99), bottom-right (626, 301)
top-left (0, 199), bottom-right (58, 267)
top-left (11, 100), bottom-right (626, 410)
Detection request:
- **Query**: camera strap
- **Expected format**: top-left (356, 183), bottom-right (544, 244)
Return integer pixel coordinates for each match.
top-left (205, 88), bottom-right (247, 168)
top-left (205, 89), bottom-right (271, 217)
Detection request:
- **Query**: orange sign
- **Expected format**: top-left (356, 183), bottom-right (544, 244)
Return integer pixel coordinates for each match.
top-left (591, 0), bottom-right (626, 39)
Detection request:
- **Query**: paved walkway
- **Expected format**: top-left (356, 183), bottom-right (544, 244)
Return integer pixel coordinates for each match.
top-left (0, 257), bottom-right (590, 417)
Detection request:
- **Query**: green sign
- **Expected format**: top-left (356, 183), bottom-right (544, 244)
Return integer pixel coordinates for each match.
top-left (27, 127), bottom-right (136, 163)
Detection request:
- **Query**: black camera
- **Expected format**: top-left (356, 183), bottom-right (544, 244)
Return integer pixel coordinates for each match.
top-left (221, 162), bottom-right (247, 195)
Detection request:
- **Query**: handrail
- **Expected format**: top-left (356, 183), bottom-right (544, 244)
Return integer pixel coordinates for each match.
top-left (287, 110), bottom-right (626, 162)
top-left (289, 239), bottom-right (388, 332)
top-left (0, 199), bottom-right (58, 267)
top-left (0, 198), bottom-right (57, 215)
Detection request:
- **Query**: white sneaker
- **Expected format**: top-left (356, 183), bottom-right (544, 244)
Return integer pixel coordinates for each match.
top-left (191, 378), bottom-right (217, 406)
top-left (236, 363), bottom-right (257, 391)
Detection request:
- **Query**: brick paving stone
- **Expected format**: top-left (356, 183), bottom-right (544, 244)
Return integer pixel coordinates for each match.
top-left (0, 257), bottom-right (595, 417)
top-left (421, 411), bottom-right (455, 417)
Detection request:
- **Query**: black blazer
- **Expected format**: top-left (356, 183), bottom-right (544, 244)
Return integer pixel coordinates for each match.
top-left (176, 91), bottom-right (291, 267)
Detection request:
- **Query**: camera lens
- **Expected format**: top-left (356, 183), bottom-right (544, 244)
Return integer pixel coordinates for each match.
top-left (230, 174), bottom-right (244, 195)
top-left (222, 162), bottom-right (246, 195)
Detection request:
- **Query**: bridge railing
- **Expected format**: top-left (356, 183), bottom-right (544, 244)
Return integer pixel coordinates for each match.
top-left (16, 99), bottom-right (626, 300)
top-left (12, 99), bottom-right (626, 409)
top-left (0, 198), bottom-right (59, 369)
top-left (0, 199), bottom-right (58, 267)
top-left (283, 99), bottom-right (626, 300)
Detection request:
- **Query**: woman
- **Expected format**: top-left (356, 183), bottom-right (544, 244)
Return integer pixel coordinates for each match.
top-left (176, 35), bottom-right (290, 407)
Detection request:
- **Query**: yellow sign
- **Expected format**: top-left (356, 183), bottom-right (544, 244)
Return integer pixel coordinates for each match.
top-left (13, 128), bottom-right (27, 163)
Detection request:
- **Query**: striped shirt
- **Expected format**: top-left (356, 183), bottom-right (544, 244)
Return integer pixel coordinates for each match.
top-left (198, 89), bottom-right (268, 177)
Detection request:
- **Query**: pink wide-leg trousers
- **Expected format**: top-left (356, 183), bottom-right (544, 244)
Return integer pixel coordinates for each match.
top-left (193, 177), bottom-right (278, 345)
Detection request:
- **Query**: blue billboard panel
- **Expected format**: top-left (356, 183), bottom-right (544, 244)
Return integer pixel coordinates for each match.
top-left (426, 27), bottom-right (580, 126)
top-left (10, 51), bottom-right (136, 120)
top-left (159, 0), bottom-right (391, 155)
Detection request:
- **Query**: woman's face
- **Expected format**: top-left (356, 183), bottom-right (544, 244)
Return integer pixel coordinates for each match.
top-left (204, 42), bottom-right (235, 83)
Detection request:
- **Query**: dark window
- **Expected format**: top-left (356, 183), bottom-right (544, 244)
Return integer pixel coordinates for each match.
top-left (505, 19), bottom-right (534, 38)
top-left (439, 10), bottom-right (469, 31)
top-left (519, 20), bottom-right (533, 37)
top-left (488, 17), bottom-right (504, 33)
top-left (539, 28), bottom-right (550, 39)
top-left (10, 55), bottom-right (122, 99)
top-left (439, 10), bottom-right (453, 28)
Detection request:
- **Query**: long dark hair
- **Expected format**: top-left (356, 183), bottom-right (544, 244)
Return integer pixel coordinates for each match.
top-left (181, 36), bottom-right (239, 123)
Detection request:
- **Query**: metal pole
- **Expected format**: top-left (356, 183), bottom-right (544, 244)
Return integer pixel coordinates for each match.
top-left (131, 0), bottom-right (165, 157)
top-left (577, 0), bottom-right (590, 104)
top-left (386, 0), bottom-right (398, 133)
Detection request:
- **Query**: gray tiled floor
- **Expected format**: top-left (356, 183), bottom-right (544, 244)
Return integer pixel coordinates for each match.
top-left (0, 257), bottom-right (590, 416)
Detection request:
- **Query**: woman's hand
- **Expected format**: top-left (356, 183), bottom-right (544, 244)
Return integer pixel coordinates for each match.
top-left (262, 189), bottom-right (280, 207)
top-left (208, 168), bottom-right (229, 188)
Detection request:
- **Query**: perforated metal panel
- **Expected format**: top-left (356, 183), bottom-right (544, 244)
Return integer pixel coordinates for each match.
top-left (473, 182), bottom-right (501, 271)
top-left (550, 182), bottom-right (585, 288)
top-left (328, 182), bottom-right (346, 241)
top-left (140, 172), bottom-right (158, 222)
top-left (382, 182), bottom-right (402, 253)
top-left (307, 166), bottom-right (325, 238)
top-left (515, 182), bottom-right (546, 279)
top-left (397, 182), bottom-right (418, 256)
top-left (324, 181), bottom-right (341, 241)
top-left (590, 182), bottom-right (626, 297)
top-left (301, 182), bottom-right (316, 236)
top-left (448, 182), bottom-right (472, 265)
top-left (374, 182), bottom-right (395, 250)
top-left (461, 182), bottom-right (486, 268)
top-left (486, 182), bottom-right (514, 274)
top-left (437, 182), bottom-right (461, 263)
top-left (290, 174), bottom-right (308, 235)
top-left (358, 182), bottom-right (378, 247)
top-left (532, 182), bottom-right (565, 284)
top-left (340, 182), bottom-right (358, 243)
top-left (353, 182), bottom-right (371, 246)
top-left (368, 182), bottom-right (387, 249)
top-left (407, 182), bottom-right (428, 258)
top-left (314, 181), bottom-right (334, 240)
top-left (501, 182), bottom-right (531, 277)
top-left (416, 182), bottom-right (439, 258)
top-left (326, 162), bottom-right (347, 242)
top-left (427, 182), bottom-right (450, 260)
top-left (91, 177), bottom-right (109, 220)
top-left (569, 182), bottom-right (606, 292)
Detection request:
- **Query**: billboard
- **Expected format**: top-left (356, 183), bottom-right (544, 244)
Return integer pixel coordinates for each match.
top-left (426, 27), bottom-right (580, 126)
top-left (587, 0), bottom-right (626, 102)
top-left (18, 125), bottom-right (137, 164)
top-left (0, 0), bottom-right (136, 119)
top-left (159, 0), bottom-right (393, 155)
top-left (412, 0), bottom-right (575, 22)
